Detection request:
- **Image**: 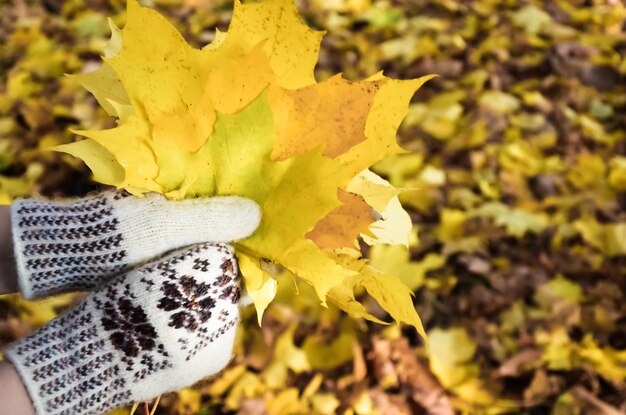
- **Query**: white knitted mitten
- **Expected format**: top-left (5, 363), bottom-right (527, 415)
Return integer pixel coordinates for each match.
top-left (11, 190), bottom-right (260, 299)
top-left (5, 243), bottom-right (241, 415)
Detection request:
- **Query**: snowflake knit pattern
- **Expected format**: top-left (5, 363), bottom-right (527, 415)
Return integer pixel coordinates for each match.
top-left (11, 190), bottom-right (261, 299)
top-left (4, 243), bottom-right (241, 415)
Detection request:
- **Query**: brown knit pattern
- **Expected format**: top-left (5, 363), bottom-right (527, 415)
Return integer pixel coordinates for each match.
top-left (5, 242), bottom-right (240, 415)
top-left (140, 243), bottom-right (241, 360)
top-left (7, 302), bottom-right (129, 414)
top-left (13, 191), bottom-right (128, 297)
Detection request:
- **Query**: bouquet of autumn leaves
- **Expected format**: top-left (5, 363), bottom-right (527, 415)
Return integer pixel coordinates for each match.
top-left (56, 0), bottom-right (433, 337)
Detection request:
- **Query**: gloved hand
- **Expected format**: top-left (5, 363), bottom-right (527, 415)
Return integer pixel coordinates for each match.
top-left (11, 190), bottom-right (260, 299)
top-left (5, 242), bottom-right (242, 415)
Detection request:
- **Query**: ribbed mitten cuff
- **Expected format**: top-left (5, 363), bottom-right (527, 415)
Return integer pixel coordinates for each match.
top-left (4, 243), bottom-right (240, 415)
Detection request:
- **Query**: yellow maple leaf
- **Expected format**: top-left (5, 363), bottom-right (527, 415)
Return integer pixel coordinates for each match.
top-left (347, 169), bottom-right (412, 246)
top-left (237, 252), bottom-right (277, 325)
top-left (66, 18), bottom-right (132, 121)
top-left (330, 256), bottom-right (427, 339)
top-left (270, 75), bottom-right (384, 160)
top-left (225, 0), bottom-right (324, 89)
top-left (57, 0), bottom-right (434, 336)
top-left (55, 139), bottom-right (124, 187)
top-left (428, 327), bottom-right (494, 405)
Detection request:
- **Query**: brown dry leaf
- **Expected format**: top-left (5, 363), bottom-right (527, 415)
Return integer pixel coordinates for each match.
top-left (306, 189), bottom-right (377, 250)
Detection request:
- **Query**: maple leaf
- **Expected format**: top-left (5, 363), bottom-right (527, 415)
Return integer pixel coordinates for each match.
top-left (55, 0), bottom-right (433, 336)
top-left (306, 189), bottom-right (377, 251)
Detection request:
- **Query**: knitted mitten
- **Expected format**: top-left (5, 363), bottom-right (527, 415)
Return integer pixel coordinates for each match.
top-left (4, 243), bottom-right (241, 415)
top-left (11, 190), bottom-right (260, 299)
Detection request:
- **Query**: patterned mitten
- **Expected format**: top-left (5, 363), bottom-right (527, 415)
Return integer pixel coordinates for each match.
top-left (11, 190), bottom-right (260, 299)
top-left (4, 243), bottom-right (241, 415)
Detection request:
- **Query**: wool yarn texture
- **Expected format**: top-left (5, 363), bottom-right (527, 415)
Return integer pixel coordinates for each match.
top-left (11, 190), bottom-right (261, 299)
top-left (5, 243), bottom-right (241, 415)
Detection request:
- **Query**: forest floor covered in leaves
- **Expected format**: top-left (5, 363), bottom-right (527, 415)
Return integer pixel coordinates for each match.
top-left (1, 0), bottom-right (626, 414)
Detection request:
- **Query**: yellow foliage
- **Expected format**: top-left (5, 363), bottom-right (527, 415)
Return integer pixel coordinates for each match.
top-left (58, 0), bottom-right (433, 335)
top-left (237, 252), bottom-right (277, 325)
top-left (55, 139), bottom-right (124, 187)
top-left (428, 327), bottom-right (494, 405)
top-left (3, 293), bottom-right (78, 326)
top-left (471, 201), bottom-right (549, 238)
top-left (302, 321), bottom-right (355, 370)
top-left (226, 0), bottom-right (324, 89)
top-left (574, 218), bottom-right (626, 257)
top-left (270, 76), bottom-right (383, 160)
top-left (347, 169), bottom-right (412, 247)
top-left (265, 388), bottom-right (308, 415)
top-left (311, 393), bottom-right (341, 415)
top-left (3, 0), bottom-right (626, 413)
top-left (608, 156), bottom-right (626, 191)
top-left (536, 328), bottom-right (626, 382)
top-left (369, 246), bottom-right (445, 291)
top-left (174, 389), bottom-right (201, 414)
top-left (0, 164), bottom-right (43, 204)
top-left (262, 324), bottom-right (311, 389)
